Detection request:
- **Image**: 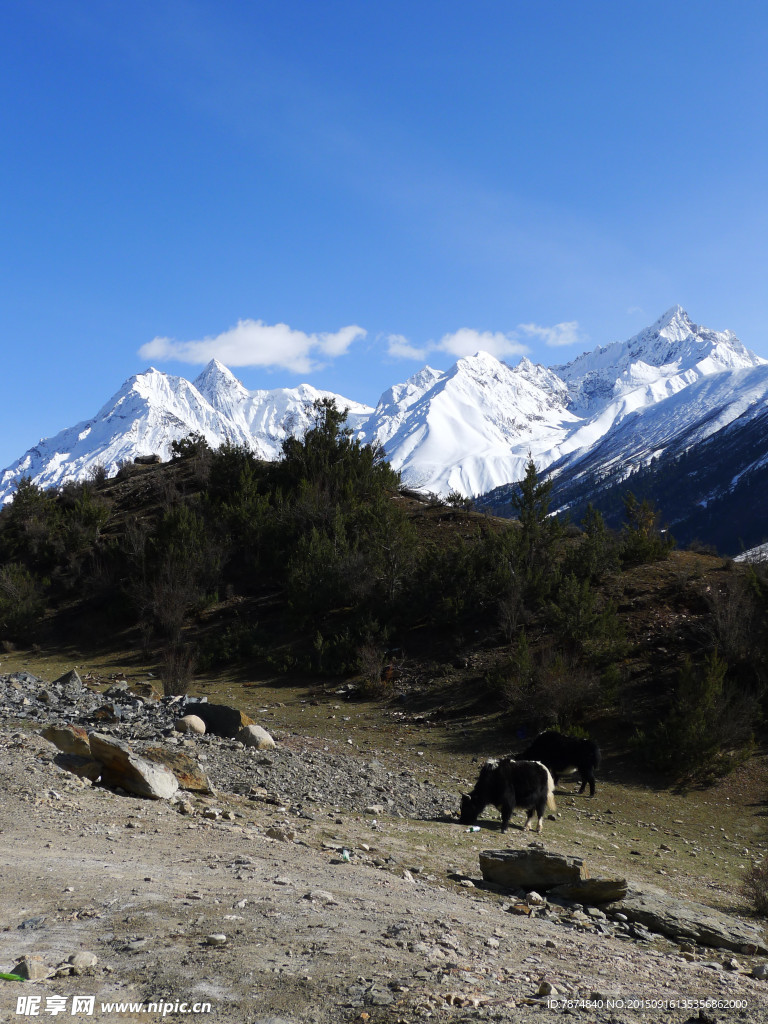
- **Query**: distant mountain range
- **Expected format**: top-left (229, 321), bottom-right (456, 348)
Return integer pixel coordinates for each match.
top-left (2, 306), bottom-right (767, 555)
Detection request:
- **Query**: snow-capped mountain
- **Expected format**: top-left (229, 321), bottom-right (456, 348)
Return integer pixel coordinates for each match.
top-left (0, 361), bottom-right (373, 499)
top-left (357, 351), bottom-right (578, 496)
top-left (356, 305), bottom-right (767, 497)
top-left (2, 306), bottom-right (768, 554)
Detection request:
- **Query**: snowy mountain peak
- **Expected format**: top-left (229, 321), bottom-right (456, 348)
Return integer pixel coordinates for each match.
top-left (653, 304), bottom-right (692, 335)
top-left (553, 307), bottom-right (765, 415)
top-left (194, 359), bottom-right (250, 404)
top-left (1, 307), bottom-right (766, 507)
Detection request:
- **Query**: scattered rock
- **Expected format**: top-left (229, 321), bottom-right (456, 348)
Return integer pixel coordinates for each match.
top-left (266, 826), bottom-right (297, 842)
top-left (13, 955), bottom-right (52, 980)
top-left (68, 951), bottom-right (98, 973)
top-left (52, 669), bottom-right (84, 691)
top-left (548, 877), bottom-right (628, 904)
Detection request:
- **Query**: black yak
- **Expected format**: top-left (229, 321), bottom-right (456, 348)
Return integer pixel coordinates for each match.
top-left (520, 730), bottom-right (601, 796)
top-left (459, 758), bottom-right (555, 833)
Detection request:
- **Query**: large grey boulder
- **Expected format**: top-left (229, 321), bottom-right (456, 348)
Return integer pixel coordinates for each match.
top-left (89, 732), bottom-right (179, 800)
top-left (480, 848), bottom-right (588, 890)
top-left (608, 883), bottom-right (768, 954)
top-left (183, 701), bottom-right (254, 738)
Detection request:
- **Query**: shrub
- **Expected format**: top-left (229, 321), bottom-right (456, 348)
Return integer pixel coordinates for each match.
top-left (357, 640), bottom-right (388, 696)
top-left (564, 504), bottom-right (620, 581)
top-left (0, 562), bottom-right (46, 642)
top-left (509, 456), bottom-right (561, 604)
top-left (742, 861), bottom-right (768, 917)
top-left (499, 632), bottom-right (599, 729)
top-left (548, 572), bottom-right (625, 663)
top-left (170, 432), bottom-right (211, 460)
top-left (620, 492), bottom-right (675, 565)
top-left (637, 651), bottom-right (757, 773)
top-left (160, 642), bottom-right (196, 697)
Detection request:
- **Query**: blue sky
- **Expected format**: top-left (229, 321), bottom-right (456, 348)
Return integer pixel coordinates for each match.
top-left (2, 0), bottom-right (767, 470)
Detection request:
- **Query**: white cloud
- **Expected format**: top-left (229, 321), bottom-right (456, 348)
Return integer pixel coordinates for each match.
top-left (386, 319), bottom-right (585, 362)
top-left (385, 333), bottom-right (431, 361)
top-left (436, 328), bottom-right (529, 359)
top-left (139, 319), bottom-right (367, 374)
top-left (516, 321), bottom-right (584, 348)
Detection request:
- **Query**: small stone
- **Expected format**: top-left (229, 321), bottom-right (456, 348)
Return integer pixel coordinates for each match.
top-left (266, 826), bottom-right (297, 842)
top-left (68, 951), bottom-right (98, 972)
top-left (17, 915), bottom-right (47, 930)
top-left (205, 934), bottom-right (228, 946)
top-left (304, 890), bottom-right (338, 905)
top-left (236, 724), bottom-right (276, 749)
top-left (174, 715), bottom-right (206, 735)
top-left (364, 985), bottom-right (395, 1006)
top-left (14, 955), bottom-right (51, 980)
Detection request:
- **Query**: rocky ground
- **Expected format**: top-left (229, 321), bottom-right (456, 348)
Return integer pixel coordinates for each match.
top-left (1, 668), bottom-right (768, 1024)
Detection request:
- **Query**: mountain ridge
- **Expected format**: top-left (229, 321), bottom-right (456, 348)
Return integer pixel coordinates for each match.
top-left (2, 308), bottom-right (767, 553)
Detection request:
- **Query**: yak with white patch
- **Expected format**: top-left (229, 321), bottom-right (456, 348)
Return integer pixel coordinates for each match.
top-left (459, 758), bottom-right (555, 833)
top-left (520, 730), bottom-right (601, 796)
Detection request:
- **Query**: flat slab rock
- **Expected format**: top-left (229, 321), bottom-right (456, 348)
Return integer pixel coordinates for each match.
top-left (548, 877), bottom-right (628, 903)
top-left (480, 848), bottom-right (587, 890)
top-left (608, 882), bottom-right (768, 955)
top-left (480, 849), bottom-right (765, 954)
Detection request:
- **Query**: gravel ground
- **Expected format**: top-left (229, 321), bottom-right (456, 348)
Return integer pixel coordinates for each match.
top-left (2, 669), bottom-right (768, 1024)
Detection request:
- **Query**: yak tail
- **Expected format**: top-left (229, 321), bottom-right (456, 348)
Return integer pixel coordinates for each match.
top-left (544, 765), bottom-right (556, 812)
